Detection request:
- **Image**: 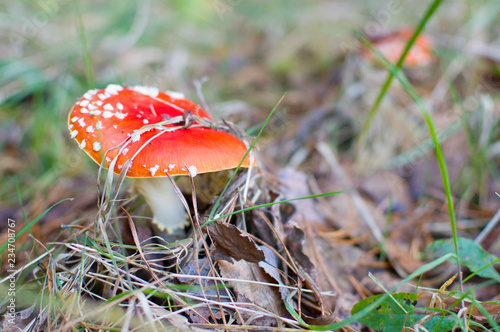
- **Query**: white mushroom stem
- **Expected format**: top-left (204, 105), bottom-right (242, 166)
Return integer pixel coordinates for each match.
top-left (133, 178), bottom-right (188, 233)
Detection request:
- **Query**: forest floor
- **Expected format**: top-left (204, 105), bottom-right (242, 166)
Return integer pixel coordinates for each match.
top-left (1, 1), bottom-right (500, 331)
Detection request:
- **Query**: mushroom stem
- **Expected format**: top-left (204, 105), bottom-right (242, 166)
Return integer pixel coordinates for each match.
top-left (133, 178), bottom-right (188, 233)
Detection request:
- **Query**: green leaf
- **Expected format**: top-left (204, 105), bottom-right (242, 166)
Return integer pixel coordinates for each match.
top-left (426, 237), bottom-right (500, 282)
top-left (351, 292), bottom-right (455, 332)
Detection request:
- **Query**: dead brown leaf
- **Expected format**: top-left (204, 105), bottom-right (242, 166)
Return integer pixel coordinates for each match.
top-left (218, 258), bottom-right (288, 326)
top-left (206, 221), bottom-right (265, 263)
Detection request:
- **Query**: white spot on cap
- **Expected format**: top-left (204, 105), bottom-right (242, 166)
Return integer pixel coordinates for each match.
top-left (168, 164), bottom-right (176, 171)
top-left (132, 85), bottom-right (159, 98)
top-left (113, 125), bottom-right (118, 129)
top-left (103, 111), bottom-right (114, 118)
top-left (70, 130), bottom-right (78, 138)
top-left (115, 112), bottom-right (126, 119)
top-left (78, 118), bottom-right (86, 127)
top-left (96, 121), bottom-right (103, 130)
top-left (105, 84), bottom-right (123, 95)
top-left (122, 148), bottom-right (129, 155)
top-left (98, 93), bottom-right (109, 101)
top-left (131, 133), bottom-right (141, 142)
top-left (166, 91), bottom-right (185, 99)
top-left (93, 142), bottom-right (101, 151)
top-left (89, 110), bottom-right (101, 116)
top-left (103, 103), bottom-right (114, 111)
top-left (71, 116), bottom-right (79, 123)
top-left (86, 125), bottom-right (94, 133)
top-left (96, 101), bottom-right (103, 106)
top-left (118, 165), bottom-right (123, 169)
top-left (80, 108), bottom-right (89, 114)
top-left (83, 89), bottom-right (97, 100)
top-left (106, 157), bottom-right (111, 163)
top-left (149, 165), bottom-right (160, 176)
top-left (68, 124), bottom-right (74, 129)
top-left (143, 119), bottom-right (149, 124)
top-left (79, 99), bottom-right (90, 107)
top-left (188, 165), bottom-right (197, 177)
top-left (116, 103), bottom-right (124, 110)
top-left (88, 104), bottom-right (97, 111)
top-left (79, 139), bottom-right (86, 149)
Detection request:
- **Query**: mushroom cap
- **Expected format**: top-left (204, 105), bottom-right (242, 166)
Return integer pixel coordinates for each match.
top-left (68, 85), bottom-right (251, 178)
top-left (362, 28), bottom-right (433, 67)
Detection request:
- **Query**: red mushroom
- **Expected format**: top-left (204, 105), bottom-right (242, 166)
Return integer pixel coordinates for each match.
top-left (68, 84), bottom-right (252, 233)
top-left (362, 28), bottom-right (433, 67)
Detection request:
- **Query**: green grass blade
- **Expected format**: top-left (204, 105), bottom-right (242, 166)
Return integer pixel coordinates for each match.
top-left (358, 33), bottom-right (464, 300)
top-left (203, 189), bottom-right (349, 228)
top-left (73, 0), bottom-right (94, 88)
top-left (0, 198), bottom-right (74, 253)
top-left (357, 0), bottom-right (444, 143)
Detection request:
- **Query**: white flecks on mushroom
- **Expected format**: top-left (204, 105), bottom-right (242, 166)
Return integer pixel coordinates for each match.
top-left (168, 164), bottom-right (176, 171)
top-left (70, 130), bottom-right (78, 138)
top-left (188, 165), bottom-right (198, 178)
top-left (86, 125), bottom-right (94, 133)
top-left (103, 103), bottom-right (114, 111)
top-left (132, 85), bottom-right (159, 98)
top-left (93, 142), bottom-right (101, 151)
top-left (149, 165), bottom-right (160, 176)
top-left (114, 112), bottom-right (126, 119)
top-left (71, 116), bottom-right (79, 123)
top-left (166, 90), bottom-right (185, 99)
top-left (131, 133), bottom-right (141, 142)
top-left (80, 108), bottom-right (89, 113)
top-left (98, 93), bottom-right (110, 101)
top-left (106, 157), bottom-right (111, 163)
top-left (79, 99), bottom-right (90, 107)
top-left (79, 139), bottom-right (86, 149)
top-left (113, 125), bottom-right (118, 129)
top-left (122, 148), bottom-right (129, 155)
top-left (96, 121), bottom-right (103, 130)
top-left (143, 164), bottom-right (146, 167)
top-left (181, 167), bottom-right (186, 171)
top-left (96, 100), bottom-right (103, 106)
top-left (116, 102), bottom-right (124, 110)
top-left (102, 111), bottom-right (114, 119)
top-left (105, 84), bottom-right (123, 95)
top-left (143, 119), bottom-right (149, 124)
top-left (68, 124), bottom-right (74, 129)
top-left (89, 110), bottom-right (101, 116)
top-left (78, 118), bottom-right (86, 127)
top-left (83, 89), bottom-right (97, 100)
top-left (118, 165), bottom-right (123, 169)
top-left (88, 104), bottom-right (97, 111)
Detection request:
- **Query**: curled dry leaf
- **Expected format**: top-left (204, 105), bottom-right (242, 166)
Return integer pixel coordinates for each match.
top-left (206, 220), bottom-right (265, 263)
top-left (258, 246), bottom-right (294, 308)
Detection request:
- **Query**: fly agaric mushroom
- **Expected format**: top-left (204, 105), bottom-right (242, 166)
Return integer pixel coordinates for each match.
top-left (68, 84), bottom-right (251, 233)
top-left (362, 28), bottom-right (433, 67)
